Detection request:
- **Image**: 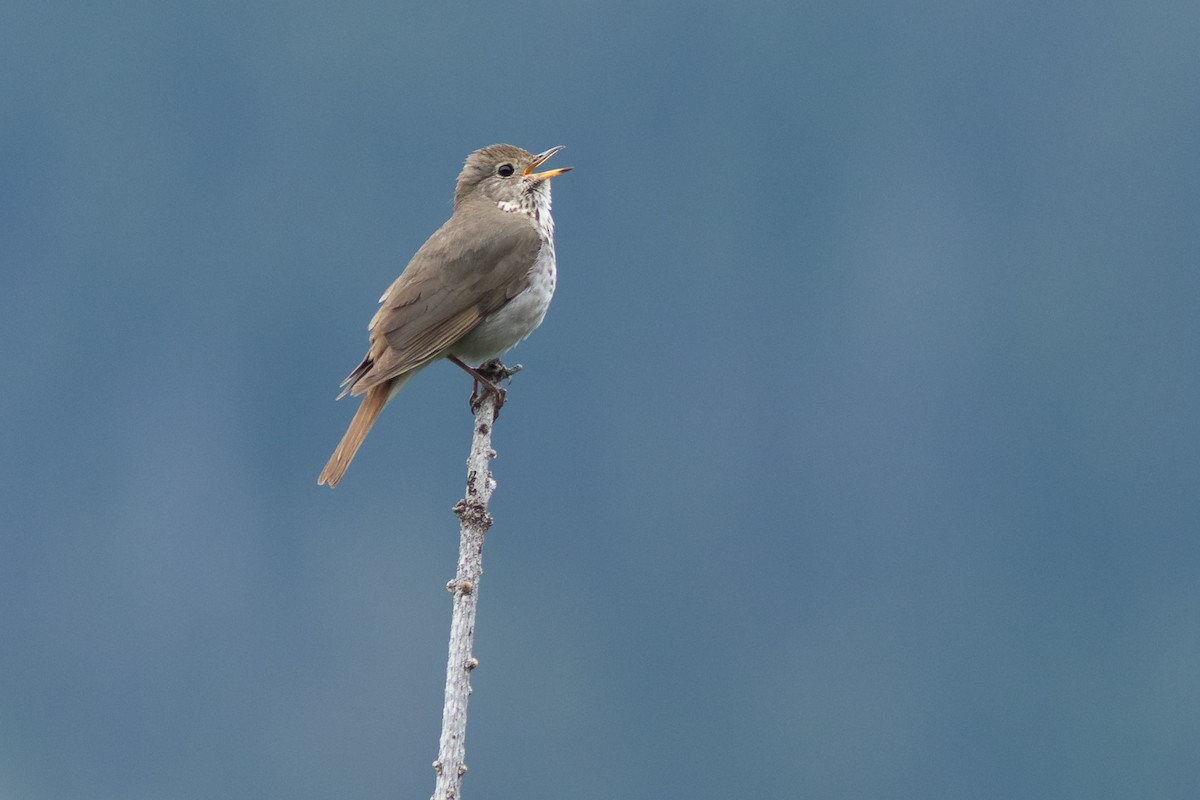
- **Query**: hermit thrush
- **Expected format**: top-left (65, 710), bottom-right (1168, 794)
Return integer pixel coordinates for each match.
top-left (317, 144), bottom-right (571, 487)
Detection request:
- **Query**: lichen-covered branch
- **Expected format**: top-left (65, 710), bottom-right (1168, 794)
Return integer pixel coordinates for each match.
top-left (431, 391), bottom-right (499, 800)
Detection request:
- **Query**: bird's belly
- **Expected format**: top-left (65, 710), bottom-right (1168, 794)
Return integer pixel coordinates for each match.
top-left (451, 246), bottom-right (556, 364)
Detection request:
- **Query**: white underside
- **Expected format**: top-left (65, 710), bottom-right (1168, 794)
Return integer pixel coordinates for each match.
top-left (451, 242), bottom-right (556, 363)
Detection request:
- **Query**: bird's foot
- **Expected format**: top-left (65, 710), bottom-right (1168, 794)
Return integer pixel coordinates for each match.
top-left (477, 358), bottom-right (523, 383)
top-left (450, 357), bottom-right (521, 420)
top-left (469, 380), bottom-right (506, 418)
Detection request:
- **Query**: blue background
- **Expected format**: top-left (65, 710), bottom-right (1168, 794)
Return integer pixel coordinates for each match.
top-left (4, 1), bottom-right (1199, 798)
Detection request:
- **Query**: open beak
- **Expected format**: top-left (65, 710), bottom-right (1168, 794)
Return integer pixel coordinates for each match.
top-left (524, 145), bottom-right (572, 180)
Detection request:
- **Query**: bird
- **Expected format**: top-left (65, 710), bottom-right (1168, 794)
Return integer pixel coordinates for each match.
top-left (317, 144), bottom-right (572, 487)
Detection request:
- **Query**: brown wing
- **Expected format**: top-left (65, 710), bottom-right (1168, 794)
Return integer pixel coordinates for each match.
top-left (342, 199), bottom-right (541, 396)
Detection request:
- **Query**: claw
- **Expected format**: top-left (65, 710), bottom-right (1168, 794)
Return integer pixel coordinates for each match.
top-left (450, 356), bottom-right (519, 419)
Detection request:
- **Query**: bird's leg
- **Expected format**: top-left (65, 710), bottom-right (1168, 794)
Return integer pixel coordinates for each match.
top-left (447, 357), bottom-right (522, 418)
top-left (447, 356), bottom-right (499, 409)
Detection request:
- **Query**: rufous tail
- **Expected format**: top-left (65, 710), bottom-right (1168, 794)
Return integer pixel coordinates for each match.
top-left (318, 382), bottom-right (391, 487)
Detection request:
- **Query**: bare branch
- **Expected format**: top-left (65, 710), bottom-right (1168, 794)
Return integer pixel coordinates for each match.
top-left (431, 389), bottom-right (500, 800)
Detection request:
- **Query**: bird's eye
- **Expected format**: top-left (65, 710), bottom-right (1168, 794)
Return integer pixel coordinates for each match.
top-left (497, 163), bottom-right (515, 177)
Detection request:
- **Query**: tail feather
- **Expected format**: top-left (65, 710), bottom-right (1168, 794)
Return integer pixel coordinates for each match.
top-left (318, 381), bottom-right (391, 487)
